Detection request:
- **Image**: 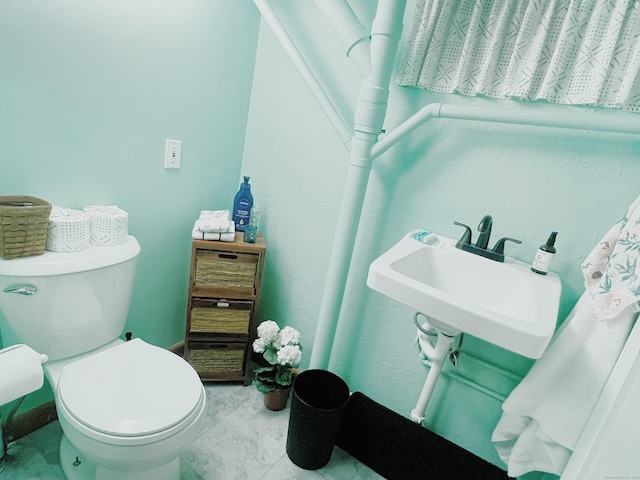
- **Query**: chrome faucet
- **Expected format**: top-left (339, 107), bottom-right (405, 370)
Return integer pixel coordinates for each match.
top-left (453, 215), bottom-right (522, 262)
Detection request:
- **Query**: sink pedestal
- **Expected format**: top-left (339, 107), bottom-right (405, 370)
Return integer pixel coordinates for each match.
top-left (411, 327), bottom-right (458, 424)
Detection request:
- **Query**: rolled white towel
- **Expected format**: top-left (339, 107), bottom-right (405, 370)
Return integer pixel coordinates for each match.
top-left (46, 206), bottom-right (91, 253)
top-left (192, 220), bottom-right (235, 241)
top-left (83, 205), bottom-right (128, 246)
top-left (220, 230), bottom-right (236, 242)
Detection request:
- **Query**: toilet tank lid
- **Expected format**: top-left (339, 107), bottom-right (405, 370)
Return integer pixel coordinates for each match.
top-left (0, 236), bottom-right (140, 277)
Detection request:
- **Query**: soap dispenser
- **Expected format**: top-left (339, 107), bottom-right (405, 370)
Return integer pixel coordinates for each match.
top-left (531, 231), bottom-right (558, 275)
top-left (233, 176), bottom-right (253, 232)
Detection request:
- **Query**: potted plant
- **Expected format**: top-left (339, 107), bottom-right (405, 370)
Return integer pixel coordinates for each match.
top-left (252, 320), bottom-right (302, 410)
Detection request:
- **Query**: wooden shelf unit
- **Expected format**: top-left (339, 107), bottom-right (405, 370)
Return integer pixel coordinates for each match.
top-left (183, 233), bottom-right (266, 384)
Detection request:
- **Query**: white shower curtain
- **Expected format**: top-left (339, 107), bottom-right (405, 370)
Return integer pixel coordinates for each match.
top-left (396, 0), bottom-right (640, 112)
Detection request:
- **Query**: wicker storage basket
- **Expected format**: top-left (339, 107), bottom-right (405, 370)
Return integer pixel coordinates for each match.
top-left (0, 196), bottom-right (52, 259)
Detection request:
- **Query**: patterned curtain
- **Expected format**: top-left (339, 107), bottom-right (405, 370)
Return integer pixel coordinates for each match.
top-left (396, 0), bottom-right (640, 112)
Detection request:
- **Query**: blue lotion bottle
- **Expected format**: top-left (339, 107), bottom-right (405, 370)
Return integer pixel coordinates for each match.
top-left (233, 176), bottom-right (253, 232)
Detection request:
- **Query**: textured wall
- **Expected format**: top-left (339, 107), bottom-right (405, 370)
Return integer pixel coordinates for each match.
top-left (242, 3), bottom-right (640, 473)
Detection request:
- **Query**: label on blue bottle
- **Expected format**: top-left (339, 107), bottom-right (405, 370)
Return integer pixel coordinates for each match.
top-left (234, 198), bottom-right (252, 232)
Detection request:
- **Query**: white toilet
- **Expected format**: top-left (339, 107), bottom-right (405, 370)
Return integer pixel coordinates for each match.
top-left (0, 236), bottom-right (206, 480)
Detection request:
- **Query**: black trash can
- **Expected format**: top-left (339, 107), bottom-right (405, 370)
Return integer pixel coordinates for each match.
top-left (286, 369), bottom-right (350, 470)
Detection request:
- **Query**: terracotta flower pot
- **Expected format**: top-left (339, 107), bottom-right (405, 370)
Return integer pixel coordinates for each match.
top-left (263, 387), bottom-right (292, 411)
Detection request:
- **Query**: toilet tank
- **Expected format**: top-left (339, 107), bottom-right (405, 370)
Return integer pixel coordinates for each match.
top-left (0, 237), bottom-right (140, 361)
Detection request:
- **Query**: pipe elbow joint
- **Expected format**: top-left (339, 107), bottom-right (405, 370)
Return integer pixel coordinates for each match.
top-left (341, 24), bottom-right (370, 57)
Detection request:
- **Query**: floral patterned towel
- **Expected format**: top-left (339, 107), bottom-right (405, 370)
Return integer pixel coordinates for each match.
top-left (582, 194), bottom-right (640, 321)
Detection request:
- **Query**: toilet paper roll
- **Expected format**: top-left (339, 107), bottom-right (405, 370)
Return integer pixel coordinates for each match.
top-left (46, 205), bottom-right (91, 253)
top-left (0, 344), bottom-right (48, 406)
top-left (83, 205), bottom-right (129, 246)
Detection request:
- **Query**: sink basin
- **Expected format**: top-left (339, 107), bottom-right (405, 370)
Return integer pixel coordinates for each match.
top-left (367, 230), bottom-right (561, 358)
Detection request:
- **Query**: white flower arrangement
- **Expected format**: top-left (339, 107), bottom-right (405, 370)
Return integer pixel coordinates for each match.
top-left (252, 321), bottom-right (302, 393)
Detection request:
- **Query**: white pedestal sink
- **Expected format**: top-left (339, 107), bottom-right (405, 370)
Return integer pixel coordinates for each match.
top-left (367, 230), bottom-right (562, 422)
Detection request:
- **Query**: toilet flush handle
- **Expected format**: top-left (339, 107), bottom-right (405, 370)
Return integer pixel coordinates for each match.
top-left (3, 284), bottom-right (38, 295)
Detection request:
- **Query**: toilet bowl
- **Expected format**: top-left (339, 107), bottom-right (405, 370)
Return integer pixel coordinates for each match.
top-left (49, 339), bottom-right (206, 480)
top-left (0, 236), bottom-right (206, 479)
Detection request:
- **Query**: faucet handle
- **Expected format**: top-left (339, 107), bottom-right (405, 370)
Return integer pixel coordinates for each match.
top-left (491, 237), bottom-right (522, 255)
top-left (453, 221), bottom-right (472, 246)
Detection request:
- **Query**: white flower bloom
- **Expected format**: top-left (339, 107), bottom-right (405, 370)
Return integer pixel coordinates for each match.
top-left (257, 320), bottom-right (279, 342)
top-left (252, 337), bottom-right (267, 353)
top-left (277, 345), bottom-right (302, 366)
top-left (278, 326), bottom-right (300, 346)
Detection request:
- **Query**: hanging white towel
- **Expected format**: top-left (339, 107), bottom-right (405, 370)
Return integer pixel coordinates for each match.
top-left (492, 194), bottom-right (640, 477)
top-left (491, 294), bottom-right (637, 477)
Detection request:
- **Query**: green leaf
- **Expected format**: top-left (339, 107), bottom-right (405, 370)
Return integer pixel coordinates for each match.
top-left (263, 348), bottom-right (278, 365)
top-left (254, 380), bottom-right (276, 393)
top-left (253, 365), bottom-right (278, 393)
top-left (275, 368), bottom-right (294, 387)
top-left (254, 366), bottom-right (275, 375)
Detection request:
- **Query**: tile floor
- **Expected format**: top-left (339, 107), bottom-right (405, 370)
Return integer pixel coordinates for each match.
top-left (0, 383), bottom-right (385, 479)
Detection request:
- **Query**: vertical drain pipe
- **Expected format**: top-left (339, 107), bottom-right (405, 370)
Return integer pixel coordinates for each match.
top-left (310, 0), bottom-right (407, 369)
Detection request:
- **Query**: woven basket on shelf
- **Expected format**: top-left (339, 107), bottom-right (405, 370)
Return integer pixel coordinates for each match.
top-left (0, 196), bottom-right (52, 260)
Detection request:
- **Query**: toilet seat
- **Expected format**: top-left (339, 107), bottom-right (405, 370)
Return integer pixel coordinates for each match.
top-left (57, 339), bottom-right (203, 442)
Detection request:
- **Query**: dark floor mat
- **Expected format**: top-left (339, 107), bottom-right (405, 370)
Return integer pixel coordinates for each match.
top-left (336, 392), bottom-right (513, 480)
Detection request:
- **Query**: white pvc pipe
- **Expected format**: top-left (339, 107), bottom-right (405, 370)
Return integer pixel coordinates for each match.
top-left (411, 332), bottom-right (456, 423)
top-left (310, 0), bottom-right (408, 370)
top-left (439, 103), bottom-right (640, 134)
top-left (368, 0), bottom-right (406, 88)
top-left (253, 0), bottom-right (353, 146)
top-left (442, 368), bottom-right (506, 403)
top-left (312, 0), bottom-right (372, 78)
top-left (419, 340), bottom-right (516, 403)
top-left (373, 102), bottom-right (640, 159)
top-left (372, 103), bottom-right (441, 158)
top-left (309, 131), bottom-right (377, 368)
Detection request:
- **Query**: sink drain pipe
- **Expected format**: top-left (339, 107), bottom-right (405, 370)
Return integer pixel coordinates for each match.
top-left (309, 0), bottom-right (408, 369)
top-left (412, 328), bottom-right (457, 423)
